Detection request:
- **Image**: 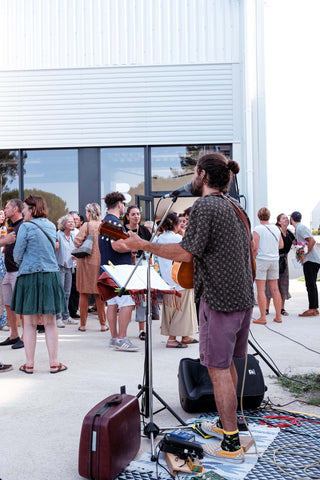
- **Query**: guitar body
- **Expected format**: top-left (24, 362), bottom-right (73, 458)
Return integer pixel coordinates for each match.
top-left (171, 260), bottom-right (194, 289)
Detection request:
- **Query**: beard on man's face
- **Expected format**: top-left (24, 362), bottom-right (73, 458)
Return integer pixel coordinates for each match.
top-left (190, 176), bottom-right (203, 196)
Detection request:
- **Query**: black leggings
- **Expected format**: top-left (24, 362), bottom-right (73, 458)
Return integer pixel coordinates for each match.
top-left (303, 261), bottom-right (320, 309)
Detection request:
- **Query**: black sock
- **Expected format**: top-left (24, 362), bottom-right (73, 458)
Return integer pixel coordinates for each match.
top-left (221, 430), bottom-right (241, 452)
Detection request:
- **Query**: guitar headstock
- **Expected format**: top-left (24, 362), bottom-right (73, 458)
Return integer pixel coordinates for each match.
top-left (99, 221), bottom-right (129, 241)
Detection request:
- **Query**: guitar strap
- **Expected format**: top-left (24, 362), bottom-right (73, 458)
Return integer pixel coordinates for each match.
top-left (220, 194), bottom-right (256, 281)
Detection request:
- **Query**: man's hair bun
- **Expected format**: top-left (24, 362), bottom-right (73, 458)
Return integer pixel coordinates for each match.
top-left (227, 160), bottom-right (240, 174)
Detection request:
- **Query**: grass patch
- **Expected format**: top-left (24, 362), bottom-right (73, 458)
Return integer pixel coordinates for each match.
top-left (277, 373), bottom-right (320, 406)
top-left (297, 276), bottom-right (320, 281)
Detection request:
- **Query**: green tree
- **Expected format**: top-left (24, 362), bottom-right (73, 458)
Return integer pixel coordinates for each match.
top-left (0, 150), bottom-right (21, 207)
top-left (2, 188), bottom-right (68, 226)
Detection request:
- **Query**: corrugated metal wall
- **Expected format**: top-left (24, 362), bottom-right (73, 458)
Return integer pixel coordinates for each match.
top-left (0, 0), bottom-right (240, 71)
top-left (0, 63), bottom-right (238, 148)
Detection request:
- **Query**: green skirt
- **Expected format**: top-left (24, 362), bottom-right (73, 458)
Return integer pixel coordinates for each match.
top-left (11, 271), bottom-right (67, 316)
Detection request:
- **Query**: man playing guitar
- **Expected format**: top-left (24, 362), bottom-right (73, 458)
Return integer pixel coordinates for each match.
top-left (114, 153), bottom-right (254, 463)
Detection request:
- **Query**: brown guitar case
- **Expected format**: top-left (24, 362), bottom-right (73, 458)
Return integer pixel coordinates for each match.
top-left (78, 388), bottom-right (140, 480)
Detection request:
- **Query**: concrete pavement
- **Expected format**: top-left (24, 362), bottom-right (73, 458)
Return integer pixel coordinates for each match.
top-left (1, 278), bottom-right (320, 480)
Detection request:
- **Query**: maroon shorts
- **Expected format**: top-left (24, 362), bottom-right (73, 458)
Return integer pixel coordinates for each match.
top-left (199, 301), bottom-right (253, 369)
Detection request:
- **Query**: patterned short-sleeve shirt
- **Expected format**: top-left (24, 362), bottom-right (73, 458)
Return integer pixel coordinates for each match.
top-left (181, 194), bottom-right (254, 312)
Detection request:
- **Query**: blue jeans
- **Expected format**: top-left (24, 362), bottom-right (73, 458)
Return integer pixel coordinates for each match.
top-left (56, 266), bottom-right (72, 320)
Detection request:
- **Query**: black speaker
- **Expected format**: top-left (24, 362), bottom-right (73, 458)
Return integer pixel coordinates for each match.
top-left (178, 355), bottom-right (266, 413)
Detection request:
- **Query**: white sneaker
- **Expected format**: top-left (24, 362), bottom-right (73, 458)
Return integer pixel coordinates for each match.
top-left (0, 325), bottom-right (10, 331)
top-left (202, 443), bottom-right (244, 463)
top-left (63, 317), bottom-right (79, 325)
top-left (109, 338), bottom-right (118, 348)
top-left (114, 337), bottom-right (139, 352)
top-left (56, 319), bottom-right (65, 328)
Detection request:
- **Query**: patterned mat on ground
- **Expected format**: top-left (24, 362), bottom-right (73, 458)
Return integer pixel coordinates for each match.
top-left (120, 409), bottom-right (320, 480)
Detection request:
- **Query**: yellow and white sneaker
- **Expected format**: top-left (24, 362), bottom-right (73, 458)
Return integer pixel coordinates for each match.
top-left (202, 443), bottom-right (244, 463)
top-left (201, 420), bottom-right (224, 440)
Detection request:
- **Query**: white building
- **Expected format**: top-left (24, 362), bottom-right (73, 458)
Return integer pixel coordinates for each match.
top-left (312, 202), bottom-right (320, 231)
top-left (0, 0), bottom-right (267, 221)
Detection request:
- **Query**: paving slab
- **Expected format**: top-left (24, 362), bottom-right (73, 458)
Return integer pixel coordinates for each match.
top-left (0, 279), bottom-right (319, 479)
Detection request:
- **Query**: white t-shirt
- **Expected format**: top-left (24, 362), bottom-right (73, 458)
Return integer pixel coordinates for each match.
top-left (253, 224), bottom-right (280, 260)
top-left (155, 231), bottom-right (183, 291)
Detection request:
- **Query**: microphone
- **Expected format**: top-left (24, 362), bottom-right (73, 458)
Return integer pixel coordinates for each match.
top-left (161, 183), bottom-right (192, 199)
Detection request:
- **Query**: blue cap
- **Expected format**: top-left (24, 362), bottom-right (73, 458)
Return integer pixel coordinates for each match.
top-left (290, 211), bottom-right (302, 222)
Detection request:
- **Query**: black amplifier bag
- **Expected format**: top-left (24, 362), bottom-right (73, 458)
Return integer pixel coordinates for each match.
top-left (178, 354), bottom-right (267, 413)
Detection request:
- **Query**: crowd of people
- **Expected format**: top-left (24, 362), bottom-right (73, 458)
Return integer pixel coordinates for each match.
top-left (0, 183), bottom-right (318, 369)
top-left (0, 153), bottom-right (319, 465)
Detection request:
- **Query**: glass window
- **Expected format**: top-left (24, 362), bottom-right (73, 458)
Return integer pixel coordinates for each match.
top-left (0, 150), bottom-right (19, 207)
top-left (151, 145), bottom-right (231, 192)
top-left (23, 149), bottom-right (78, 224)
top-left (101, 147), bottom-right (145, 215)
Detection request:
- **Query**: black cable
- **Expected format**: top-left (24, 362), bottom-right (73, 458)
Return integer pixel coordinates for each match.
top-left (155, 446), bottom-right (175, 480)
top-left (264, 395), bottom-right (320, 410)
top-left (249, 329), bottom-right (283, 376)
top-left (265, 324), bottom-right (320, 356)
top-left (249, 329), bottom-right (320, 390)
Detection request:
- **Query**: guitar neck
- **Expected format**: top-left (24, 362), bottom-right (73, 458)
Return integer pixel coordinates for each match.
top-left (99, 221), bottom-right (129, 241)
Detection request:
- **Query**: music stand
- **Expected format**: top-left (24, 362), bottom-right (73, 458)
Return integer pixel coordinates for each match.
top-left (119, 197), bottom-right (186, 461)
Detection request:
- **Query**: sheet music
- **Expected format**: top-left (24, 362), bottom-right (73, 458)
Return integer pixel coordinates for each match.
top-left (101, 264), bottom-right (175, 291)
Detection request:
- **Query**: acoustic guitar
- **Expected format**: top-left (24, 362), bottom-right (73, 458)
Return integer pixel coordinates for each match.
top-left (99, 221), bottom-right (129, 240)
top-left (100, 221), bottom-right (194, 288)
top-left (171, 260), bottom-right (194, 289)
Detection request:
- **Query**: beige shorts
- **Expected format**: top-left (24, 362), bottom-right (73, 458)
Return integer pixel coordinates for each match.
top-left (2, 271), bottom-right (18, 306)
top-left (255, 259), bottom-right (279, 281)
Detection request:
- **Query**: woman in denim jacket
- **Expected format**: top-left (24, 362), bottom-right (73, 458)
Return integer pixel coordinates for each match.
top-left (11, 195), bottom-right (67, 374)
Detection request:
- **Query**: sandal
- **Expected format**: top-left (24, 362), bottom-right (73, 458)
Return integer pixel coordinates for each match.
top-left (166, 340), bottom-right (188, 348)
top-left (78, 326), bottom-right (86, 332)
top-left (19, 364), bottom-right (33, 374)
top-left (139, 330), bottom-right (146, 341)
top-left (50, 363), bottom-right (68, 374)
top-left (181, 337), bottom-right (199, 344)
top-left (101, 325), bottom-right (109, 332)
top-left (281, 309), bottom-right (289, 316)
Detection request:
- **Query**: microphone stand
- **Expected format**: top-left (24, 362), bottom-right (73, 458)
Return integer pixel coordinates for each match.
top-left (119, 195), bottom-right (187, 461)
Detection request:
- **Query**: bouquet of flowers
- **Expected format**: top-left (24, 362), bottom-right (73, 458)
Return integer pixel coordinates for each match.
top-left (294, 241), bottom-right (308, 260)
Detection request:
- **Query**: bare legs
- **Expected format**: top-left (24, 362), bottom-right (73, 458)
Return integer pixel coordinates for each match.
top-left (23, 314), bottom-right (59, 368)
top-left (256, 279), bottom-right (282, 322)
top-left (268, 279), bottom-right (282, 321)
top-left (255, 280), bottom-right (267, 322)
top-left (208, 362), bottom-right (238, 431)
top-left (23, 317), bottom-right (37, 367)
top-left (107, 305), bottom-right (134, 339)
top-left (44, 317), bottom-right (59, 367)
